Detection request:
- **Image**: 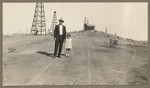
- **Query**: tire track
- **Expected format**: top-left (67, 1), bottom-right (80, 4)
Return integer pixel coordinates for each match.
top-left (120, 48), bottom-right (136, 85)
top-left (87, 40), bottom-right (92, 85)
top-left (27, 60), bottom-right (53, 85)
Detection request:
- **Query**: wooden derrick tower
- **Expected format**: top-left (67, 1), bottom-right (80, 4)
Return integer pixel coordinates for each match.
top-left (30, 2), bottom-right (46, 35)
top-left (49, 11), bottom-right (57, 35)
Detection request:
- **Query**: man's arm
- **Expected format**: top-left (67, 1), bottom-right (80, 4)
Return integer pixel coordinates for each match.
top-left (64, 26), bottom-right (66, 41)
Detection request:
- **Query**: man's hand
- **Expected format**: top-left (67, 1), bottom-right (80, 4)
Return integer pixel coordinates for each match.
top-left (64, 39), bottom-right (66, 42)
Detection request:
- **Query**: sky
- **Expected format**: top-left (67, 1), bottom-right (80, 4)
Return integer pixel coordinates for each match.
top-left (3, 2), bottom-right (148, 41)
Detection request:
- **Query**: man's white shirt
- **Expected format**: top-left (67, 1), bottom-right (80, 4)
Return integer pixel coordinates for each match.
top-left (59, 25), bottom-right (63, 35)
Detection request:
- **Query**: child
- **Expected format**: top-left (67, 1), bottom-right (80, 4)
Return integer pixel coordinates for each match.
top-left (65, 34), bottom-right (72, 58)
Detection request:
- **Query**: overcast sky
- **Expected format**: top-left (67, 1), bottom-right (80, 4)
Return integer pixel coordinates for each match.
top-left (3, 3), bottom-right (147, 41)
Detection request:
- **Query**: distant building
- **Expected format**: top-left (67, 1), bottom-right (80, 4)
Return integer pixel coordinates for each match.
top-left (84, 24), bottom-right (95, 30)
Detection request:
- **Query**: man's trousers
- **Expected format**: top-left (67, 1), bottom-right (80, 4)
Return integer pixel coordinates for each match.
top-left (54, 35), bottom-right (63, 57)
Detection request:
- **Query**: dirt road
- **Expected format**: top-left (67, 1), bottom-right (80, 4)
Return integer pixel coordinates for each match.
top-left (3, 31), bottom-right (148, 85)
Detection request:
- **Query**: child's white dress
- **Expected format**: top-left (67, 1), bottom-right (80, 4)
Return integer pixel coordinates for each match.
top-left (65, 38), bottom-right (72, 49)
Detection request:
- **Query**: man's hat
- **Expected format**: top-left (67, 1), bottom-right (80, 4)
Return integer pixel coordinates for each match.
top-left (59, 18), bottom-right (64, 22)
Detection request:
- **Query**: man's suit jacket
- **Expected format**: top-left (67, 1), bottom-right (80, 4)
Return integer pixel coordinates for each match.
top-left (54, 25), bottom-right (66, 41)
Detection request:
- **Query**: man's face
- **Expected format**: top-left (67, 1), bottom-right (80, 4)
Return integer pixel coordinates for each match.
top-left (59, 21), bottom-right (63, 25)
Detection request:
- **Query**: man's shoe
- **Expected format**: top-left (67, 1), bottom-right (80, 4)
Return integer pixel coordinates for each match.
top-left (58, 56), bottom-right (62, 58)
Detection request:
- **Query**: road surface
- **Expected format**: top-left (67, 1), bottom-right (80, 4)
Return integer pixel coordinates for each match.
top-left (3, 31), bottom-right (148, 85)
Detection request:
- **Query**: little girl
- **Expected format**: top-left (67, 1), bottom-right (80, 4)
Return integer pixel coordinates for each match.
top-left (65, 34), bottom-right (72, 58)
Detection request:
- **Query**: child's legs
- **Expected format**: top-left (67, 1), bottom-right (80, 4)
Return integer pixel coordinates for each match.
top-left (66, 49), bottom-right (68, 55)
top-left (68, 49), bottom-right (71, 55)
top-left (66, 49), bottom-right (69, 56)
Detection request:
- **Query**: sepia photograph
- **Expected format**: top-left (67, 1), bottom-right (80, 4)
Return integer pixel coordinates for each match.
top-left (3, 2), bottom-right (148, 86)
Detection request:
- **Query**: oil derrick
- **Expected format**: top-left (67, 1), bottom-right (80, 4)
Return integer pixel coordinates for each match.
top-left (84, 17), bottom-right (95, 30)
top-left (49, 11), bottom-right (57, 35)
top-left (30, 2), bottom-right (46, 35)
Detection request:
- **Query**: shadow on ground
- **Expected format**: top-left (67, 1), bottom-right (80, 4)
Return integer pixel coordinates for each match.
top-left (36, 51), bottom-right (54, 57)
top-left (36, 51), bottom-right (66, 58)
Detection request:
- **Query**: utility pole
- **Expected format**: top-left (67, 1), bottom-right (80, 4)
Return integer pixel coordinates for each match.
top-left (19, 29), bottom-right (21, 35)
top-left (105, 28), bottom-right (107, 33)
top-left (26, 28), bottom-right (28, 36)
top-left (115, 33), bottom-right (117, 36)
top-left (7, 31), bottom-right (9, 36)
top-left (105, 28), bottom-right (109, 38)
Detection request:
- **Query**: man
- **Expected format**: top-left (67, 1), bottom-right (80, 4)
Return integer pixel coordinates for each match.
top-left (53, 18), bottom-right (66, 58)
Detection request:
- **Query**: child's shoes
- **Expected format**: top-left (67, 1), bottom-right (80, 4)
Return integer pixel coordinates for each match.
top-left (66, 54), bottom-right (70, 58)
